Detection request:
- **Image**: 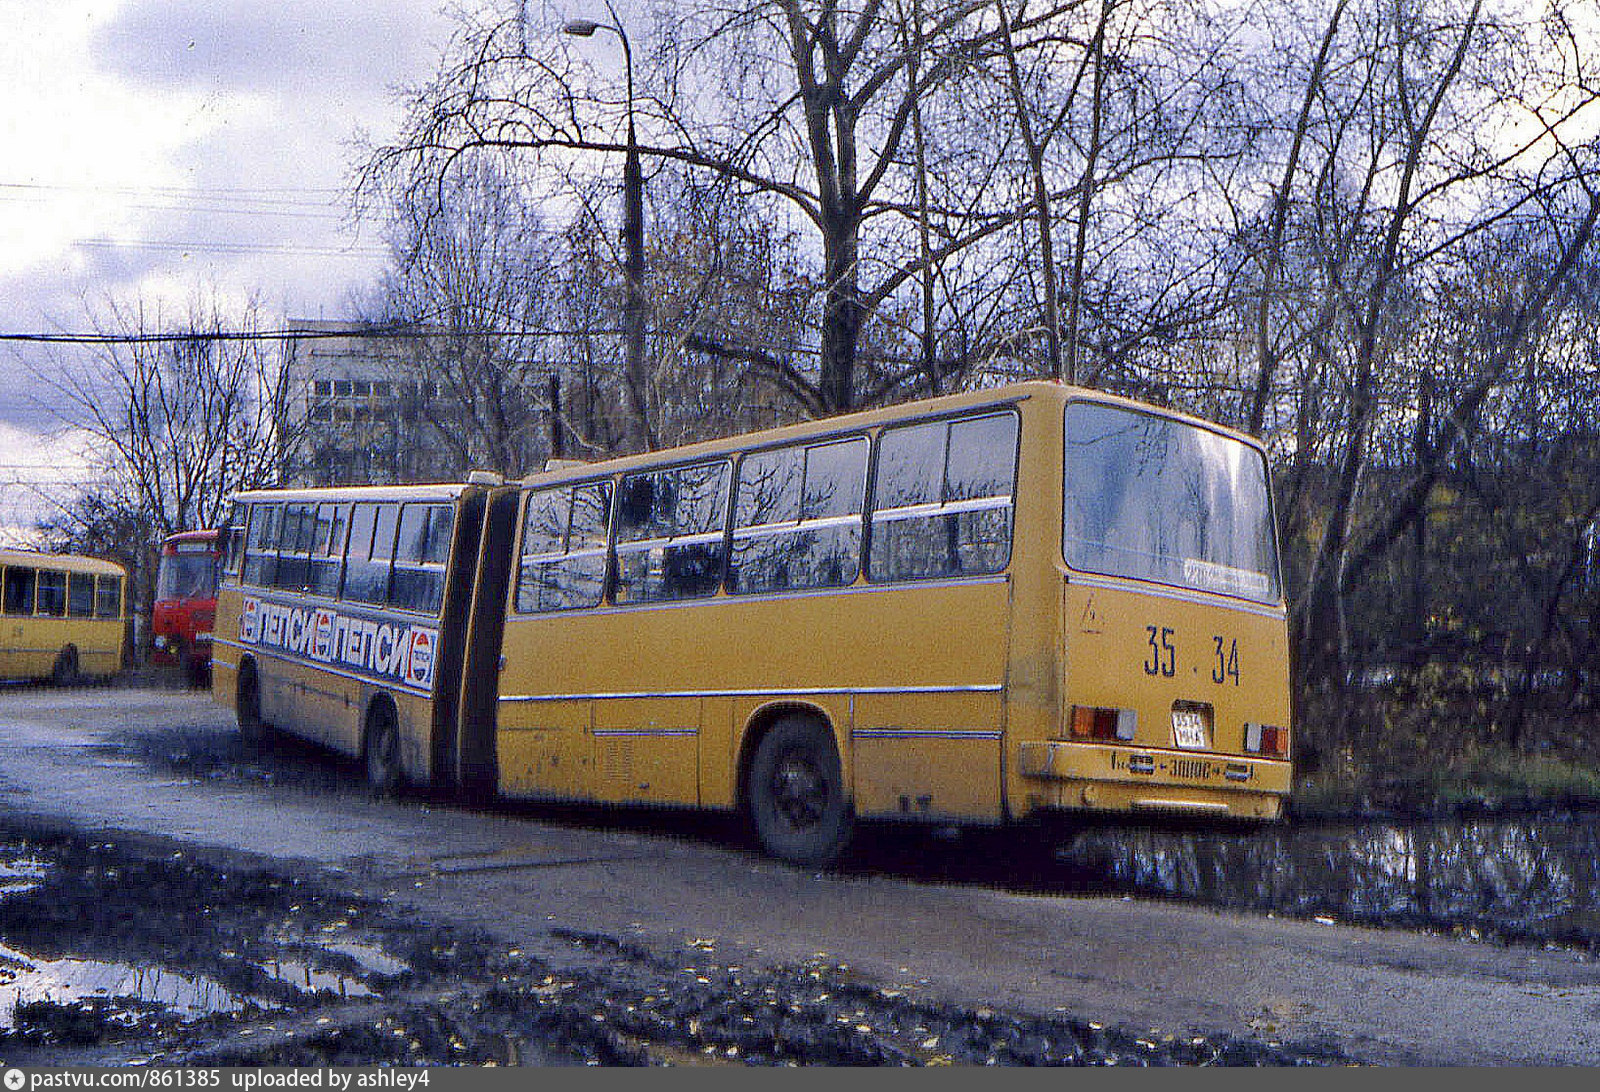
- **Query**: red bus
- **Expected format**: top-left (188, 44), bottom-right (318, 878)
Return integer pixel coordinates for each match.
top-left (152, 529), bottom-right (222, 684)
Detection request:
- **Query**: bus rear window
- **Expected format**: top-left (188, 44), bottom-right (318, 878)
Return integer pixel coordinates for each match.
top-left (1063, 402), bottom-right (1280, 604)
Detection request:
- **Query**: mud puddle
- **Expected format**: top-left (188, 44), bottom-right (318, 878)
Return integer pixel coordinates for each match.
top-left (0, 824), bottom-right (1353, 1066)
top-left (103, 721), bottom-right (1600, 957)
top-left (841, 812), bottom-right (1600, 953)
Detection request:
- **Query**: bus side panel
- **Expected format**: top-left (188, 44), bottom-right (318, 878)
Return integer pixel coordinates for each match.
top-left (851, 691), bottom-right (1004, 822)
top-left (846, 578), bottom-right (1010, 824)
top-left (701, 697), bottom-right (736, 809)
top-left (211, 589), bottom-right (244, 712)
top-left (592, 697), bottom-right (701, 805)
top-left (270, 654), bottom-right (345, 750)
top-left (0, 619), bottom-right (49, 680)
top-left (396, 689), bottom-right (435, 782)
top-left (497, 699), bottom-right (592, 799)
top-left (77, 619), bottom-right (125, 677)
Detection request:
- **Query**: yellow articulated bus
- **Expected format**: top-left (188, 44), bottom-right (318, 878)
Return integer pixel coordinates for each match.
top-left (0, 550), bottom-right (127, 684)
top-left (212, 381), bottom-right (1291, 865)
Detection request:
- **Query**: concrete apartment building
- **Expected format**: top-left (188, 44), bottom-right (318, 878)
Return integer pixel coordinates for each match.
top-left (280, 319), bottom-right (459, 487)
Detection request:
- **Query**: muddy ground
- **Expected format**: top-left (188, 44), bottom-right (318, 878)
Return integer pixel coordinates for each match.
top-left (0, 822), bottom-right (1356, 1067)
top-left (0, 697), bottom-right (1372, 1068)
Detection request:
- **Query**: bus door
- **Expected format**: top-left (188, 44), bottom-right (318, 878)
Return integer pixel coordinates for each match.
top-left (496, 481), bottom-right (613, 802)
top-left (849, 408), bottom-right (1018, 824)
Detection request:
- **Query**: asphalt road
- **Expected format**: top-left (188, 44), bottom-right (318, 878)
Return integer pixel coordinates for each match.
top-left (1, 685), bottom-right (1597, 1066)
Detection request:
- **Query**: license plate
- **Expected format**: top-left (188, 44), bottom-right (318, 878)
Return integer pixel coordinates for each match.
top-left (1172, 709), bottom-right (1208, 750)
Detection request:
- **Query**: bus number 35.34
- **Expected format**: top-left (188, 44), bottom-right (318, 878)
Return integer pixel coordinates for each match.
top-left (1145, 626), bottom-right (1241, 686)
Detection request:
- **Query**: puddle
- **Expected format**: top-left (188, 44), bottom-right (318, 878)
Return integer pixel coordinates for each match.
top-left (0, 847), bottom-right (412, 1035)
top-left (1058, 813), bottom-right (1600, 946)
top-left (253, 958), bottom-right (372, 999)
top-left (0, 857), bottom-right (49, 897)
top-left (0, 942), bottom-right (251, 1027)
top-left (319, 940), bottom-right (408, 978)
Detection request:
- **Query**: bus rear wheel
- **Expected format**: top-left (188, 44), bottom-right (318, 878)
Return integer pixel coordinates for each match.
top-left (364, 701), bottom-right (403, 797)
top-left (747, 716), bottom-right (852, 868)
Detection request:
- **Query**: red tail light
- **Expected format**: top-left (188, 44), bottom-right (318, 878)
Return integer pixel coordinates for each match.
top-left (1068, 706), bottom-right (1136, 742)
top-left (1244, 722), bottom-right (1289, 757)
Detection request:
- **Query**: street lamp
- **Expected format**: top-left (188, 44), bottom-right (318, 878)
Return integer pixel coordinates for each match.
top-left (564, 9), bottom-right (648, 451)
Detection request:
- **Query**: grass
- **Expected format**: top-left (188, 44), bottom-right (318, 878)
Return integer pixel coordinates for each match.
top-left (1292, 746), bottom-right (1600, 821)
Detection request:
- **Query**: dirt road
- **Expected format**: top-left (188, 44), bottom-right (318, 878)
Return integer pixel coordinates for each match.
top-left (1, 686), bottom-right (1597, 1066)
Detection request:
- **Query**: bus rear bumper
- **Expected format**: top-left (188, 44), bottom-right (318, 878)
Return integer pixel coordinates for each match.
top-left (1016, 741), bottom-right (1290, 820)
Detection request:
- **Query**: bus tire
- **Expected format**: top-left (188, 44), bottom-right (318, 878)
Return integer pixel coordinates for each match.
top-left (747, 715), bottom-right (852, 868)
top-left (51, 647), bottom-right (80, 687)
top-left (364, 699), bottom-right (403, 797)
top-left (236, 660), bottom-right (267, 744)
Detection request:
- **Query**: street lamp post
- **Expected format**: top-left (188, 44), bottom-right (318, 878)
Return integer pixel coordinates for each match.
top-left (564, 11), bottom-right (648, 451)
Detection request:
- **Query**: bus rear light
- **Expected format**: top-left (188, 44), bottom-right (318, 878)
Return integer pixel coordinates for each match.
top-left (1244, 722), bottom-right (1289, 757)
top-left (1069, 705), bottom-right (1136, 742)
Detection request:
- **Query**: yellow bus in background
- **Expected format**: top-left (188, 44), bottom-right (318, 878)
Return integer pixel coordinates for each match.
top-left (213, 381), bottom-right (1291, 865)
top-left (0, 550), bottom-right (127, 684)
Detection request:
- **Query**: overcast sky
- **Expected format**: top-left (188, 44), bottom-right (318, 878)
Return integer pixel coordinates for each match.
top-left (0, 0), bottom-right (464, 536)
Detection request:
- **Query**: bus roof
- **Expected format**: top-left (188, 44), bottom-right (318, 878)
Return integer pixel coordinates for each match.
top-left (0, 549), bottom-right (127, 577)
top-left (161, 529), bottom-right (221, 547)
top-left (227, 481), bottom-right (480, 506)
top-left (516, 380), bottom-right (1268, 489)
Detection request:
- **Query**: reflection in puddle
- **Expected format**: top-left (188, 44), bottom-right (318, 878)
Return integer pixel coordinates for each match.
top-left (0, 942), bottom-right (249, 1026)
top-left (1063, 814), bottom-right (1600, 945)
top-left (254, 958), bottom-right (372, 998)
top-left (320, 940), bottom-right (408, 978)
top-left (0, 857), bottom-right (48, 897)
top-left (0, 849), bottom-right (412, 1028)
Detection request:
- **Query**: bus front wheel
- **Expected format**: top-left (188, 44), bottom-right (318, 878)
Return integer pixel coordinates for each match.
top-left (747, 716), bottom-right (852, 868)
top-left (364, 701), bottom-right (403, 797)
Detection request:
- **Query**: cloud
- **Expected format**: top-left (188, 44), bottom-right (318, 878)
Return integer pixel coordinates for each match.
top-left (91, 0), bottom-right (446, 102)
top-left (0, 0), bottom-right (455, 480)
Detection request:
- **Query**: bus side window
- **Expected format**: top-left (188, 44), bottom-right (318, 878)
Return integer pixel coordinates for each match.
top-left (730, 436), bottom-right (866, 595)
top-left (67, 572), bottom-right (95, 617)
top-left (243, 504), bottom-right (281, 587)
top-left (517, 483), bottom-right (610, 613)
top-left (614, 462), bottom-right (729, 604)
top-left (344, 503), bottom-right (399, 606)
top-left (223, 502), bottom-right (247, 578)
top-left (390, 504), bottom-right (453, 614)
top-left (868, 411), bottom-right (1018, 583)
top-left (3, 566), bottom-right (34, 616)
top-left (95, 574), bottom-right (122, 619)
top-left (36, 570), bottom-right (67, 617)
top-left (308, 502), bottom-right (350, 598)
top-left (276, 504), bottom-right (317, 590)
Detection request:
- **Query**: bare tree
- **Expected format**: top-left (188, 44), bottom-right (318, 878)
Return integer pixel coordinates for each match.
top-left (361, 1), bottom-right (1115, 420)
top-left (42, 291), bottom-right (292, 538)
top-left (36, 291), bottom-right (295, 639)
top-left (364, 154), bottom-right (563, 478)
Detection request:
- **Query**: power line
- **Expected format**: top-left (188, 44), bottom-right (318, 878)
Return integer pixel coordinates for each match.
top-left (74, 237), bottom-right (385, 259)
top-left (0, 325), bottom-right (626, 345)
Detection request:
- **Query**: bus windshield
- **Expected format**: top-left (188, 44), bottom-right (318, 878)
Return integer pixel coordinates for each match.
top-left (1063, 401), bottom-right (1280, 604)
top-left (156, 551), bottom-right (219, 601)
